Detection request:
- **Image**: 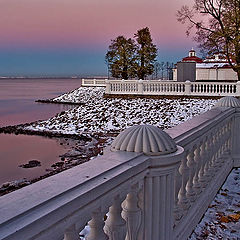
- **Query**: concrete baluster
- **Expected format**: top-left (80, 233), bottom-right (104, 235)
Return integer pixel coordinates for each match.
top-left (204, 134), bottom-right (214, 182)
top-left (81, 78), bottom-right (85, 86)
top-left (105, 79), bottom-right (110, 94)
top-left (217, 129), bottom-right (224, 168)
top-left (199, 137), bottom-right (208, 187)
top-left (64, 224), bottom-right (79, 240)
top-left (193, 143), bottom-right (202, 195)
top-left (122, 188), bottom-right (141, 240)
top-left (104, 195), bottom-right (126, 240)
top-left (227, 120), bottom-right (232, 154)
top-left (219, 125), bottom-right (227, 165)
top-left (86, 208), bottom-right (108, 240)
top-left (214, 126), bottom-right (223, 170)
top-left (208, 130), bottom-right (217, 175)
top-left (178, 151), bottom-right (190, 211)
top-left (137, 80), bottom-right (143, 94)
top-left (174, 165), bottom-right (183, 222)
top-left (185, 81), bottom-right (191, 95)
top-left (186, 149), bottom-right (196, 202)
top-left (210, 129), bottom-right (220, 171)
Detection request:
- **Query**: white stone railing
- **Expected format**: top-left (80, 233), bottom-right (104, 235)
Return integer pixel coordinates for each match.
top-left (81, 79), bottom-right (240, 97)
top-left (1, 99), bottom-right (240, 240)
top-left (103, 80), bottom-right (240, 97)
top-left (82, 78), bottom-right (107, 87)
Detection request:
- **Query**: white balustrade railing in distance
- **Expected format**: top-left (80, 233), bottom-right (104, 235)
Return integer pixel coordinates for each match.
top-left (81, 78), bottom-right (240, 97)
top-left (82, 78), bottom-right (107, 87)
top-left (104, 79), bottom-right (240, 97)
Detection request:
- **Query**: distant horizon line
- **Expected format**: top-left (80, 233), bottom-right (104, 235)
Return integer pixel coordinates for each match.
top-left (0, 75), bottom-right (108, 79)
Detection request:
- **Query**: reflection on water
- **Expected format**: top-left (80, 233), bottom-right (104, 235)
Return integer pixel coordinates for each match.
top-left (0, 134), bottom-right (68, 185)
top-left (0, 78), bottom-right (82, 185)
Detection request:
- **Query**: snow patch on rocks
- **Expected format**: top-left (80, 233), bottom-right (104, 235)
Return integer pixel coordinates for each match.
top-left (24, 87), bottom-right (217, 136)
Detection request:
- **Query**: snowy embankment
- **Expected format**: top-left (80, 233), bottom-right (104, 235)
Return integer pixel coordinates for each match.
top-left (25, 87), bottom-right (217, 136)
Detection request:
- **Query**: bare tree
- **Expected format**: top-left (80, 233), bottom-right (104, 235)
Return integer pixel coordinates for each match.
top-left (177, 0), bottom-right (240, 80)
top-left (154, 62), bottom-right (161, 79)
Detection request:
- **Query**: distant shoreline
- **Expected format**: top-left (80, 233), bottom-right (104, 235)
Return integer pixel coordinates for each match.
top-left (0, 76), bottom-right (107, 80)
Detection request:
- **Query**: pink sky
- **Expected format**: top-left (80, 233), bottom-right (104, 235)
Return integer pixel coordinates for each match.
top-left (0, 0), bottom-right (197, 76)
top-left (0, 0), bottom-right (194, 48)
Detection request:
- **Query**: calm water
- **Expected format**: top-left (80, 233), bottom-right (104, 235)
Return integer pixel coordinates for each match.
top-left (0, 78), bottom-right (82, 127)
top-left (0, 78), bottom-right (82, 185)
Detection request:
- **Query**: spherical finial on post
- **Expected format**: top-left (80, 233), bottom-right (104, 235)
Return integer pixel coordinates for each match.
top-left (111, 125), bottom-right (177, 156)
top-left (214, 96), bottom-right (240, 108)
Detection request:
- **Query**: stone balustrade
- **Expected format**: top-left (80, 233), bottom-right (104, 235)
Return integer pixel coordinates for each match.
top-left (0, 97), bottom-right (240, 240)
top-left (81, 79), bottom-right (240, 97)
top-left (82, 79), bottom-right (107, 87)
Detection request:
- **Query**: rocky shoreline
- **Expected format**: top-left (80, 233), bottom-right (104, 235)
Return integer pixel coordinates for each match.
top-left (0, 123), bottom-right (114, 196)
top-left (36, 99), bottom-right (83, 105)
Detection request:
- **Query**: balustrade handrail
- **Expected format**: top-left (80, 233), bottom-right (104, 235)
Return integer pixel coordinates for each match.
top-left (80, 79), bottom-right (240, 97)
top-left (166, 108), bottom-right (235, 146)
top-left (0, 152), bottom-right (148, 240)
top-left (0, 107), bottom-right (239, 240)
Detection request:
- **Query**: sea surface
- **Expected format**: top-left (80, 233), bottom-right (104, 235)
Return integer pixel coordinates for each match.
top-left (0, 78), bottom-right (82, 185)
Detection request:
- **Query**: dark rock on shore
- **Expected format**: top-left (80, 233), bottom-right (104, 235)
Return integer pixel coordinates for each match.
top-left (19, 160), bottom-right (41, 168)
top-left (0, 124), bottom-right (92, 142)
top-left (35, 99), bottom-right (84, 105)
top-left (0, 179), bottom-right (31, 196)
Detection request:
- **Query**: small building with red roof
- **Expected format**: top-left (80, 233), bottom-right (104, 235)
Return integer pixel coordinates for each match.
top-left (182, 48), bottom-right (203, 63)
top-left (173, 49), bottom-right (238, 82)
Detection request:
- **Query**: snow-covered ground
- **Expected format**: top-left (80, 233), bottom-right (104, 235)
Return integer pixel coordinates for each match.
top-left (189, 168), bottom-right (240, 239)
top-left (24, 87), bottom-right (217, 136)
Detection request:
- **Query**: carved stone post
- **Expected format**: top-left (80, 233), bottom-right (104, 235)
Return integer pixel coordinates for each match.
top-left (110, 124), bottom-right (185, 240)
top-left (199, 138), bottom-right (207, 187)
top-left (193, 144), bottom-right (202, 195)
top-left (104, 195), bottom-right (126, 240)
top-left (185, 80), bottom-right (191, 95)
top-left (105, 79), bottom-right (111, 94)
top-left (143, 146), bottom-right (184, 240)
top-left (186, 148), bottom-right (196, 202)
top-left (86, 208), bottom-right (108, 240)
top-left (178, 151), bottom-right (190, 211)
top-left (121, 187), bottom-right (141, 240)
top-left (138, 79), bottom-right (143, 94)
top-left (174, 164), bottom-right (183, 223)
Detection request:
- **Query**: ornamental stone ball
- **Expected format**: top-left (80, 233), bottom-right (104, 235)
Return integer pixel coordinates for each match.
top-left (111, 125), bottom-right (177, 156)
top-left (214, 96), bottom-right (240, 108)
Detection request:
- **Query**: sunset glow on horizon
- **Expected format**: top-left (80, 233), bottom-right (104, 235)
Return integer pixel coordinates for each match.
top-left (0, 0), bottom-right (197, 76)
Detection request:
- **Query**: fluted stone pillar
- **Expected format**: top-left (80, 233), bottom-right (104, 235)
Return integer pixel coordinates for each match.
top-left (138, 80), bottom-right (143, 94)
top-left (143, 146), bottom-right (184, 240)
top-left (111, 124), bottom-right (185, 240)
top-left (105, 79), bottom-right (110, 94)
